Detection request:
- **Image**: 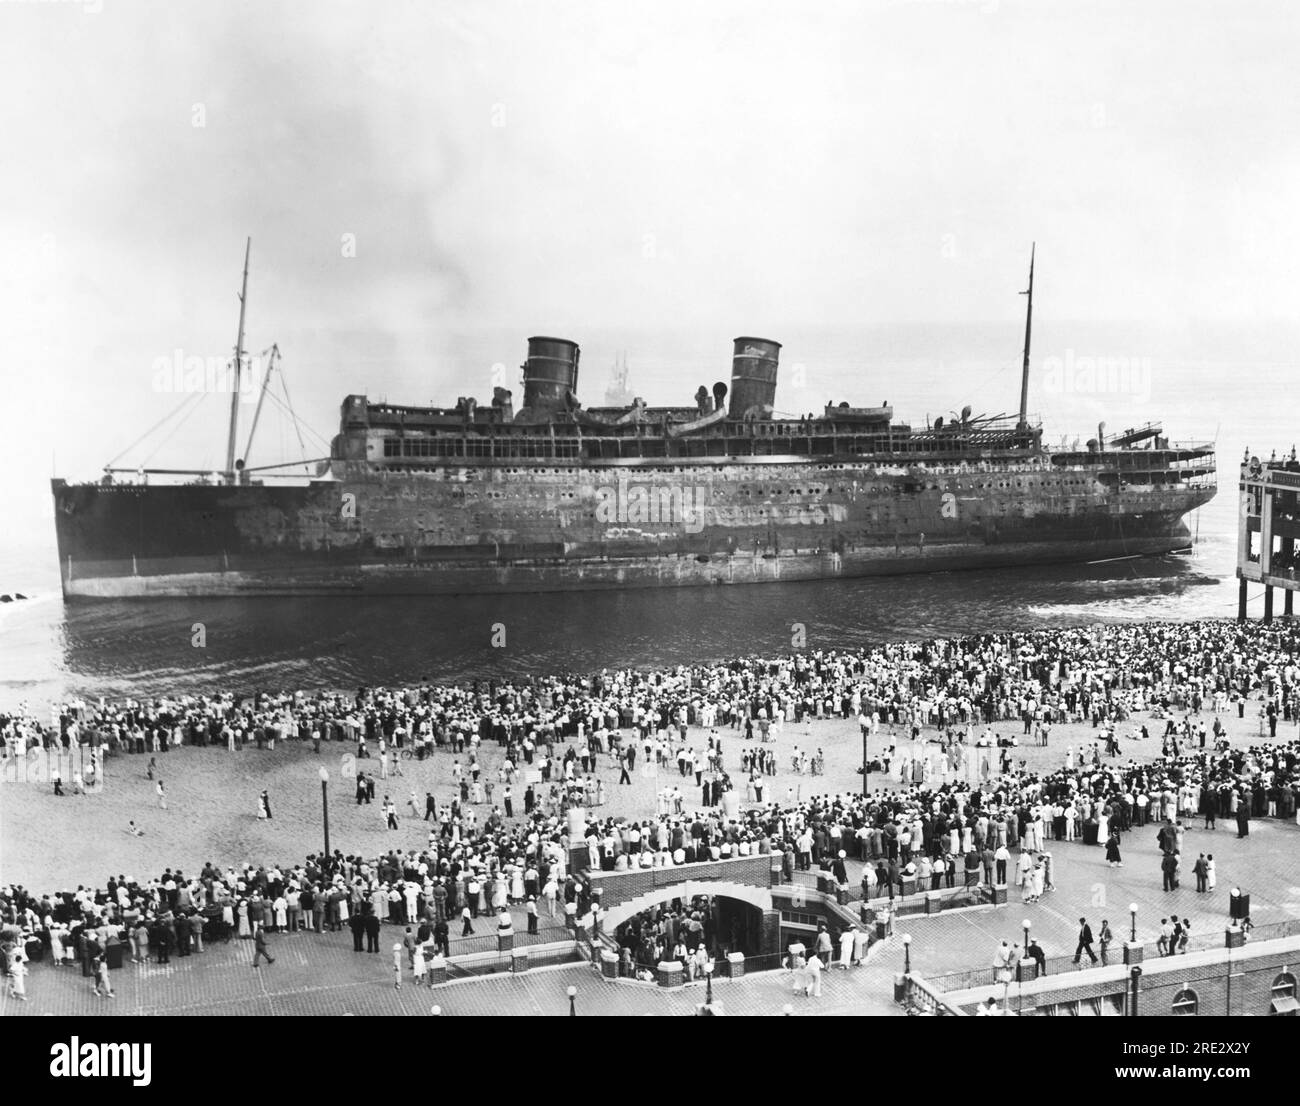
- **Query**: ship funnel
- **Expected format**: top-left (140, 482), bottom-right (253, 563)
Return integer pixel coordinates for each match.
top-left (521, 336), bottom-right (581, 412)
top-left (729, 336), bottom-right (781, 419)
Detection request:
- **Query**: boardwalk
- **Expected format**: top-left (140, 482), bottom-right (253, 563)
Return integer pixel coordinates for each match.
top-left (0, 922), bottom-right (901, 1017)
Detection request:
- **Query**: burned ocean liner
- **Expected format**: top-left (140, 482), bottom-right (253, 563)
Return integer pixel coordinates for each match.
top-left (52, 245), bottom-right (1217, 598)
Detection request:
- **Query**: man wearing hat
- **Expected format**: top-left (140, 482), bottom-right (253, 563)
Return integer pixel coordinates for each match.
top-left (832, 850), bottom-right (849, 889)
top-left (526, 895), bottom-right (538, 935)
top-left (364, 905), bottom-right (381, 953)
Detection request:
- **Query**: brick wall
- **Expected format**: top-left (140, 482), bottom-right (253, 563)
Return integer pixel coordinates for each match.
top-left (945, 933), bottom-right (1300, 1016)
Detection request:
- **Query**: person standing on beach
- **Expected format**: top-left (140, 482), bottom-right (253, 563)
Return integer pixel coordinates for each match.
top-left (156, 779), bottom-right (167, 810)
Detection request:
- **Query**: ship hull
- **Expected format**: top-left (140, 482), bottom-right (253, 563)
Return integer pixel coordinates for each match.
top-left (52, 460), bottom-right (1213, 599)
top-left (53, 535), bottom-right (1193, 598)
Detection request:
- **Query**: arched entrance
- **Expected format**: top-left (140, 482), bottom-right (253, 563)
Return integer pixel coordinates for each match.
top-left (605, 881), bottom-right (774, 968)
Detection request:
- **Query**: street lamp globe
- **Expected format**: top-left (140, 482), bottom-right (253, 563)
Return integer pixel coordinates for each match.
top-left (318, 766), bottom-right (329, 783)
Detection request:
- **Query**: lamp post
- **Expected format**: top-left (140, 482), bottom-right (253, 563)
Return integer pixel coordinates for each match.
top-left (1226, 942), bottom-right (1232, 1017)
top-left (1129, 903), bottom-right (1137, 944)
top-left (862, 725), bottom-right (869, 798)
top-left (318, 767), bottom-right (330, 859)
top-left (902, 933), bottom-right (912, 975)
top-left (704, 960), bottom-right (714, 1006)
top-left (1022, 919), bottom-right (1031, 954)
top-left (782, 1003), bottom-right (793, 1016)
top-left (567, 984), bottom-right (577, 1016)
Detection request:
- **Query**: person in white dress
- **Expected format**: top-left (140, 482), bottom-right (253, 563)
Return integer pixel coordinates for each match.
top-left (838, 927), bottom-right (855, 969)
top-left (412, 942), bottom-right (426, 985)
top-left (804, 952), bottom-right (823, 997)
top-left (8, 953), bottom-right (28, 1000)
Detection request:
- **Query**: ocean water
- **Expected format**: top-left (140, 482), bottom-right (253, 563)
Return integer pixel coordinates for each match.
top-left (3, 325), bottom-right (1293, 713)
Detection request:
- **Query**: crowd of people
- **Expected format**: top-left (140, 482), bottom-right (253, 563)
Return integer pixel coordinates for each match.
top-left (6, 618), bottom-right (1300, 771)
top-left (5, 618), bottom-right (1300, 998)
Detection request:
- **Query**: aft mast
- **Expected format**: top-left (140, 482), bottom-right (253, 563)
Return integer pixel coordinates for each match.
top-left (1017, 242), bottom-right (1035, 430)
top-left (225, 237), bottom-right (251, 484)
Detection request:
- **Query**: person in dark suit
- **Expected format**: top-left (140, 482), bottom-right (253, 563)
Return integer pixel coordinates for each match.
top-left (153, 921), bottom-right (172, 964)
top-left (364, 908), bottom-right (381, 953)
top-left (349, 911), bottom-right (366, 952)
top-left (251, 925), bottom-right (274, 968)
top-left (1073, 918), bottom-right (1097, 964)
top-left (1193, 853), bottom-right (1209, 893)
top-left (831, 850), bottom-right (849, 886)
top-left (1161, 851), bottom-right (1178, 891)
top-left (1157, 820), bottom-right (1176, 854)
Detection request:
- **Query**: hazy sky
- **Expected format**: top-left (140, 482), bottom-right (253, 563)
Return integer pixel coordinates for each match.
top-left (3, 0), bottom-right (1298, 519)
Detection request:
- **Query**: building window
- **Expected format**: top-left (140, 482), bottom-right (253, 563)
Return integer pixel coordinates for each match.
top-left (1172, 988), bottom-right (1198, 1016)
top-left (1271, 972), bottom-right (1299, 1016)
